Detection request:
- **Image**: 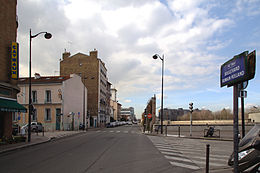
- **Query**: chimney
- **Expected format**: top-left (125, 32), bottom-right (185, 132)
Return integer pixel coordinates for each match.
top-left (90, 48), bottom-right (98, 58)
top-left (62, 51), bottom-right (71, 60)
top-left (34, 73), bottom-right (41, 79)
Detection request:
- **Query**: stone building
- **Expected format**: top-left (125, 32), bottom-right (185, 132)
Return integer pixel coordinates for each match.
top-left (60, 50), bottom-right (110, 127)
top-left (142, 95), bottom-right (156, 131)
top-left (0, 0), bottom-right (26, 139)
top-left (17, 74), bottom-right (87, 131)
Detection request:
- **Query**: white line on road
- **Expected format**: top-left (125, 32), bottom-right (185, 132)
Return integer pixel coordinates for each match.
top-left (165, 155), bottom-right (194, 163)
top-left (170, 161), bottom-right (200, 170)
top-left (161, 151), bottom-right (226, 162)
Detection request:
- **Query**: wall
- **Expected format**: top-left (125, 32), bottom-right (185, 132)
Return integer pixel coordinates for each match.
top-left (62, 74), bottom-right (87, 130)
top-left (17, 83), bottom-right (62, 131)
top-left (60, 51), bottom-right (99, 125)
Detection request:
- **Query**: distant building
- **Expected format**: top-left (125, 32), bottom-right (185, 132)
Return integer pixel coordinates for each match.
top-left (142, 95), bottom-right (156, 130)
top-left (17, 74), bottom-right (87, 131)
top-left (110, 88), bottom-right (122, 121)
top-left (0, 1), bottom-right (26, 139)
top-left (161, 108), bottom-right (190, 121)
top-left (60, 50), bottom-right (110, 127)
top-left (120, 107), bottom-right (135, 121)
top-left (248, 113), bottom-right (260, 123)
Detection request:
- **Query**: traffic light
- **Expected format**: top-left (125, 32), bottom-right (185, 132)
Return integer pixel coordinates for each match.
top-left (189, 103), bottom-right (193, 113)
top-left (247, 50), bottom-right (256, 81)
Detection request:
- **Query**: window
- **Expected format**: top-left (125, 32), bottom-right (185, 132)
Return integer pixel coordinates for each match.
top-left (32, 90), bottom-right (37, 103)
top-left (32, 109), bottom-right (37, 121)
top-left (45, 90), bottom-right (51, 103)
top-left (45, 108), bottom-right (51, 121)
top-left (12, 112), bottom-right (18, 122)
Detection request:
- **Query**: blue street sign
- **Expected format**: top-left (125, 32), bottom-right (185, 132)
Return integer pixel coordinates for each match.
top-left (221, 51), bottom-right (248, 87)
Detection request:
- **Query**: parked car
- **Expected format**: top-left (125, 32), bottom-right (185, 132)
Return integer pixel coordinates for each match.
top-left (106, 123), bottom-right (111, 128)
top-left (21, 122), bottom-right (43, 132)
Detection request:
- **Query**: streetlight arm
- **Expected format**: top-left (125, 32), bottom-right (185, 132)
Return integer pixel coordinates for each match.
top-left (30, 29), bottom-right (52, 39)
top-left (31, 31), bottom-right (47, 38)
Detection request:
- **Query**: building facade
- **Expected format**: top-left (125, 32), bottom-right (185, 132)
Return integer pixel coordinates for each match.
top-left (162, 108), bottom-right (190, 121)
top-left (0, 0), bottom-right (26, 139)
top-left (120, 107), bottom-right (135, 121)
top-left (60, 50), bottom-right (110, 127)
top-left (110, 88), bottom-right (121, 121)
top-left (17, 74), bottom-right (87, 131)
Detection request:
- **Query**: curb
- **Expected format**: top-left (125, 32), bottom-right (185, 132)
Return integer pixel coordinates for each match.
top-left (144, 133), bottom-right (233, 141)
top-left (0, 138), bottom-right (51, 155)
top-left (0, 129), bottom-right (102, 155)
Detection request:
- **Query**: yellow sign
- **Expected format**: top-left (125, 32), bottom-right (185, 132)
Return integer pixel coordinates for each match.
top-left (11, 42), bottom-right (19, 79)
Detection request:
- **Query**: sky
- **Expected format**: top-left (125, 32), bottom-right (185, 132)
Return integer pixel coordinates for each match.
top-left (17, 0), bottom-right (260, 118)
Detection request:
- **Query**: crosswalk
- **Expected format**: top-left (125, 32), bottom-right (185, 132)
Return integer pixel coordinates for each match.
top-left (148, 136), bottom-right (230, 171)
top-left (96, 130), bottom-right (141, 134)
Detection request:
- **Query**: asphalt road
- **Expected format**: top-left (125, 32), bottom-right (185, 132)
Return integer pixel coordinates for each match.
top-left (0, 125), bottom-right (175, 173)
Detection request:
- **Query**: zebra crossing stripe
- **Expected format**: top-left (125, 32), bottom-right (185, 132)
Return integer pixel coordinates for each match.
top-left (165, 155), bottom-right (194, 164)
top-left (162, 151), bottom-right (226, 162)
top-left (170, 161), bottom-right (200, 170)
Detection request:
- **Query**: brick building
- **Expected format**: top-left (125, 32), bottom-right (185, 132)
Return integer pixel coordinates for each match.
top-left (0, 0), bottom-right (26, 139)
top-left (60, 50), bottom-right (110, 127)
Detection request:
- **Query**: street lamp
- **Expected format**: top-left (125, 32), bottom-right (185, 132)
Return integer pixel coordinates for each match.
top-left (152, 54), bottom-right (164, 134)
top-left (82, 76), bottom-right (87, 131)
top-left (28, 29), bottom-right (52, 142)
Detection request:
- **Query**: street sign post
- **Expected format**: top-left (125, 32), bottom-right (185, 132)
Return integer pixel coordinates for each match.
top-left (220, 50), bottom-right (256, 173)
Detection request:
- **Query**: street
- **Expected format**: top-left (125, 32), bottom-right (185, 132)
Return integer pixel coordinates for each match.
top-left (0, 125), bottom-right (233, 173)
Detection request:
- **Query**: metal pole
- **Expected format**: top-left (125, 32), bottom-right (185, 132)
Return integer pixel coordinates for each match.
top-left (178, 125), bottom-right (180, 137)
top-left (206, 144), bottom-right (210, 173)
top-left (160, 55), bottom-right (164, 134)
top-left (83, 77), bottom-right (85, 131)
top-left (28, 29), bottom-right (32, 142)
top-left (233, 84), bottom-right (239, 173)
top-left (241, 90), bottom-right (245, 138)
top-left (190, 112), bottom-right (192, 136)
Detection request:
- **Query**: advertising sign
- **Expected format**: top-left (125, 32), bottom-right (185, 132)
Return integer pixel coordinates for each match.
top-left (221, 52), bottom-right (247, 87)
top-left (11, 42), bottom-right (19, 79)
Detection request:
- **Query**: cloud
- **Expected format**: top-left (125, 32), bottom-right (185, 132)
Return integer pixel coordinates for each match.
top-left (124, 99), bottom-right (132, 103)
top-left (17, 0), bottom-right (260, 116)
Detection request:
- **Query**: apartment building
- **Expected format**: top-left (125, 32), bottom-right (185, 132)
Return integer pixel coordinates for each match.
top-left (60, 49), bottom-right (110, 127)
top-left (110, 88), bottom-right (120, 121)
top-left (120, 107), bottom-right (135, 121)
top-left (0, 0), bottom-right (27, 139)
top-left (17, 74), bottom-right (87, 131)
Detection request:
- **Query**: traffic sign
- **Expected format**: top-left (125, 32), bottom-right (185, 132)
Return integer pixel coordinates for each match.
top-left (147, 113), bottom-right (152, 119)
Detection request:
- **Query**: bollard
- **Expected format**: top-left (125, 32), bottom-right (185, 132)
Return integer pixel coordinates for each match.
top-left (42, 127), bottom-right (44, 136)
top-left (206, 144), bottom-right (210, 173)
top-left (178, 125), bottom-right (180, 137)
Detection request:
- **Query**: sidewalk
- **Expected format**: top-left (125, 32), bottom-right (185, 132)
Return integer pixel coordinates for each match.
top-left (0, 130), bottom-right (89, 154)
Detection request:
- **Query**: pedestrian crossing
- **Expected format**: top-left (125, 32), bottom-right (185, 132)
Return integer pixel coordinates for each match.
top-left (96, 130), bottom-right (141, 134)
top-left (148, 136), bottom-right (229, 171)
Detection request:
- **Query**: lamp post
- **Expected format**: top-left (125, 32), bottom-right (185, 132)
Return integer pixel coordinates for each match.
top-left (28, 29), bottom-right (52, 142)
top-left (152, 54), bottom-right (164, 134)
top-left (82, 76), bottom-right (87, 131)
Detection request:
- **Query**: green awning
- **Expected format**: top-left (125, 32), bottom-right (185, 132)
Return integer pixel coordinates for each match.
top-left (0, 98), bottom-right (27, 113)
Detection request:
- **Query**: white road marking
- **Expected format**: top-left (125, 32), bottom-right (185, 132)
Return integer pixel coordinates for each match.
top-left (170, 161), bottom-right (200, 170)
